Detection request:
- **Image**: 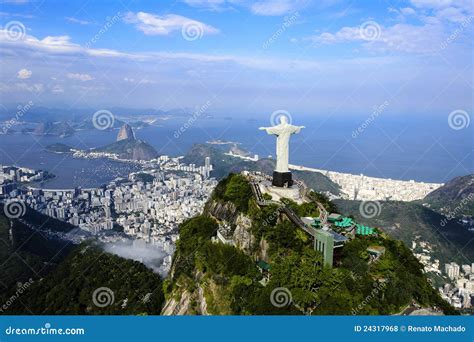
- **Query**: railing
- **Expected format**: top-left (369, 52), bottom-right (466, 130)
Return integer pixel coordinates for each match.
top-left (250, 180), bottom-right (315, 237)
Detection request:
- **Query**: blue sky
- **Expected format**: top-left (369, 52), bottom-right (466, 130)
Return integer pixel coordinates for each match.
top-left (0, 0), bottom-right (472, 117)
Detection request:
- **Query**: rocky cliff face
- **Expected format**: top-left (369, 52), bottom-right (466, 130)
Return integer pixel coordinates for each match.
top-left (162, 198), bottom-right (264, 315)
top-left (204, 200), bottom-right (238, 223)
top-left (205, 199), bottom-right (264, 257)
top-left (233, 213), bottom-right (254, 253)
top-left (161, 269), bottom-right (210, 315)
top-left (116, 124), bottom-right (135, 141)
top-left (161, 291), bottom-right (193, 315)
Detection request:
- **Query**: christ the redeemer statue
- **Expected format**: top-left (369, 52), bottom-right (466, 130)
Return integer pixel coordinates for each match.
top-left (260, 116), bottom-right (304, 187)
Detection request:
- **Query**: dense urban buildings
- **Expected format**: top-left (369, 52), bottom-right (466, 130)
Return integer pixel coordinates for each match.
top-left (0, 157), bottom-right (217, 274)
top-left (289, 164), bottom-right (442, 201)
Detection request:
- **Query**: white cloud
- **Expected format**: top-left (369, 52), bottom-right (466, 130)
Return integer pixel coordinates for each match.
top-left (0, 11), bottom-right (35, 18)
top-left (124, 12), bottom-right (219, 36)
top-left (183, 0), bottom-right (310, 15)
top-left (250, 0), bottom-right (304, 16)
top-left (16, 82), bottom-right (43, 92)
top-left (306, 0), bottom-right (473, 54)
top-left (123, 77), bottom-right (156, 84)
top-left (183, 0), bottom-right (230, 11)
top-left (0, 30), bottom-right (143, 59)
top-left (410, 0), bottom-right (474, 23)
top-left (65, 17), bottom-right (93, 25)
top-left (307, 22), bottom-right (449, 53)
top-left (0, 28), bottom-right (315, 71)
top-left (1, 0), bottom-right (30, 4)
top-left (410, 0), bottom-right (454, 9)
top-left (67, 72), bottom-right (94, 81)
top-left (400, 7), bottom-right (416, 16)
top-left (17, 68), bottom-right (31, 79)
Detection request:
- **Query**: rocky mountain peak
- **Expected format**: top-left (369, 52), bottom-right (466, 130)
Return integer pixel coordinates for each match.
top-left (116, 123), bottom-right (135, 142)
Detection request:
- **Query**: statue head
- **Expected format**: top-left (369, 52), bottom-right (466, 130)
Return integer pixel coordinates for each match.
top-left (279, 115), bottom-right (288, 124)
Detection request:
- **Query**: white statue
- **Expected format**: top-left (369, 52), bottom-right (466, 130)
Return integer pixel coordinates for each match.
top-left (259, 116), bottom-right (305, 173)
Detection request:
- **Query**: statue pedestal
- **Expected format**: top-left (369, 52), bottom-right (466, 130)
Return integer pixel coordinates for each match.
top-left (259, 181), bottom-right (305, 204)
top-left (272, 171), bottom-right (293, 187)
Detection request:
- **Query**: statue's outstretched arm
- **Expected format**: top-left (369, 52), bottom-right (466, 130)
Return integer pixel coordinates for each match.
top-left (259, 126), bottom-right (279, 135)
top-left (294, 125), bottom-right (305, 133)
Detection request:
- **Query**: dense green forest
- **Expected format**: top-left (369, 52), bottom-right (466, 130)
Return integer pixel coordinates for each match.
top-left (0, 207), bottom-right (164, 315)
top-left (335, 199), bottom-right (474, 265)
top-left (167, 174), bottom-right (455, 315)
top-left (0, 215), bottom-right (45, 295)
top-left (4, 243), bottom-right (165, 315)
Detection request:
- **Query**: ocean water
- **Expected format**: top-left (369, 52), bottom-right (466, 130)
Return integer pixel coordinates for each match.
top-left (0, 115), bottom-right (471, 188)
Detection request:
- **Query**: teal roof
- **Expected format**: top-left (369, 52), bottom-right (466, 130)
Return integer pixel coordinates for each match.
top-left (257, 260), bottom-right (271, 271)
top-left (334, 217), bottom-right (353, 228)
top-left (356, 224), bottom-right (376, 235)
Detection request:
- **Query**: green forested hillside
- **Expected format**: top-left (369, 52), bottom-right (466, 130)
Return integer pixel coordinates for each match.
top-left (0, 208), bottom-right (164, 315)
top-left (5, 243), bottom-right (165, 315)
top-left (166, 175), bottom-right (454, 315)
top-left (335, 199), bottom-right (474, 265)
top-left (0, 215), bottom-right (45, 295)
